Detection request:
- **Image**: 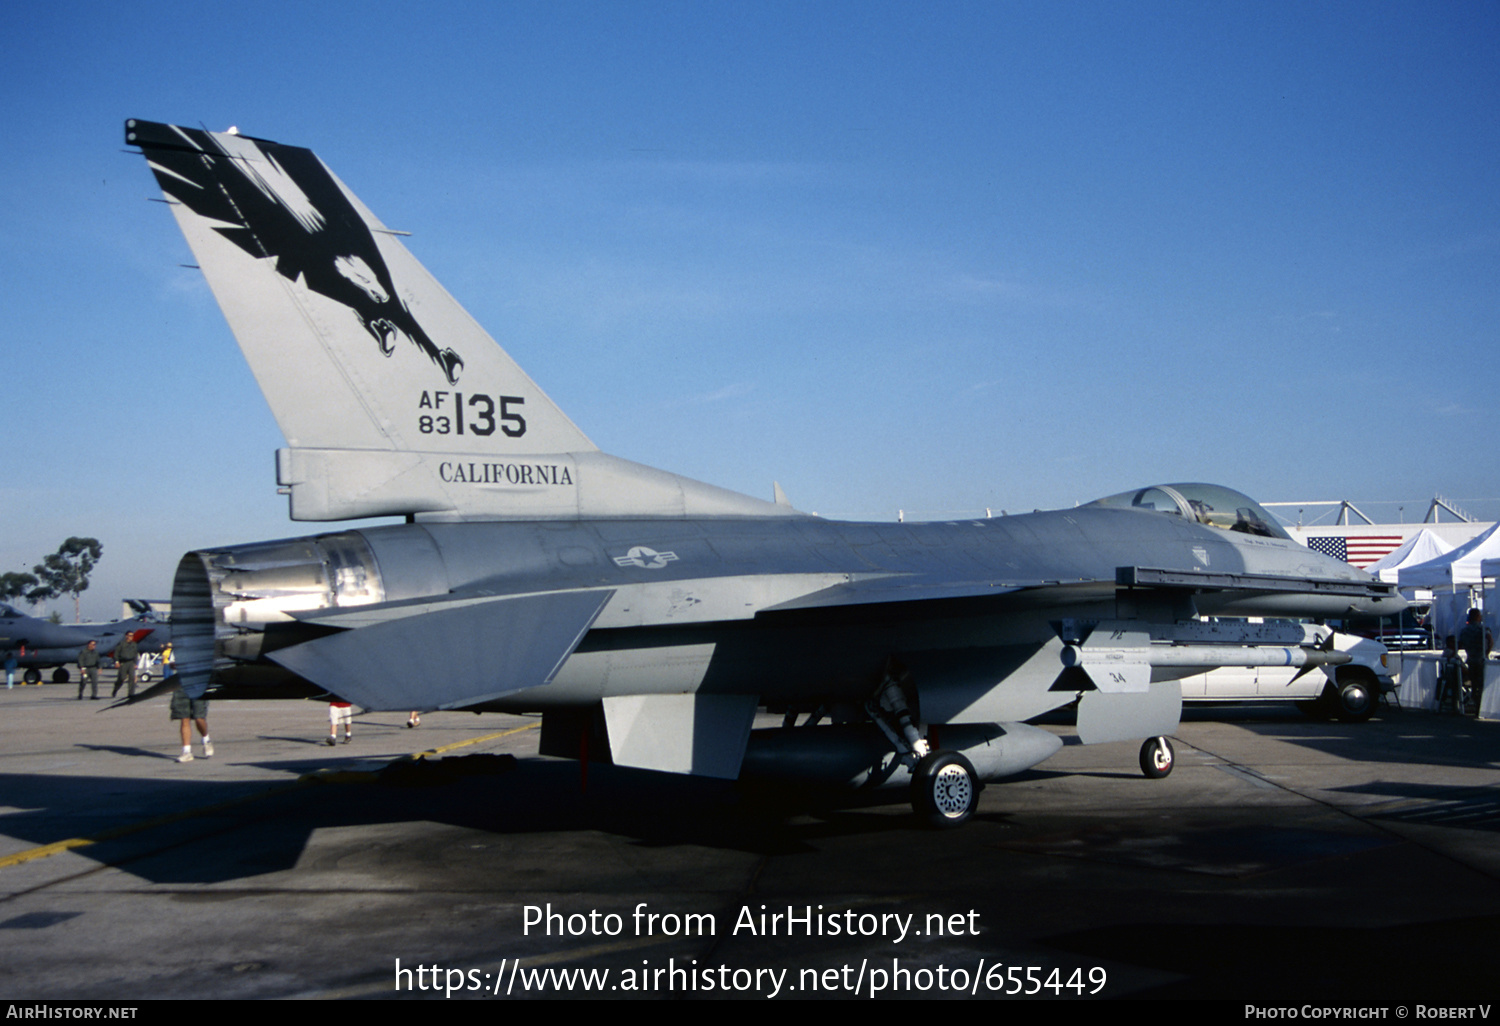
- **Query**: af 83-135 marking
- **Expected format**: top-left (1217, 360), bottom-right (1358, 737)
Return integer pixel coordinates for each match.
top-left (417, 391), bottom-right (527, 438)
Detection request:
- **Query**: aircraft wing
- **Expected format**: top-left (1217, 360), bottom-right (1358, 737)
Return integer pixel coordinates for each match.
top-left (756, 564), bottom-right (1392, 739)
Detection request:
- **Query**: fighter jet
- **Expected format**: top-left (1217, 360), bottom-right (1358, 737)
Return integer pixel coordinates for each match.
top-left (0, 602), bottom-right (167, 684)
top-left (125, 120), bottom-right (1401, 825)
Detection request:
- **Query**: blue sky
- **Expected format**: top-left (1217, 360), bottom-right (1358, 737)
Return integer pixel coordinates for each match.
top-left (3, 1), bottom-right (1497, 621)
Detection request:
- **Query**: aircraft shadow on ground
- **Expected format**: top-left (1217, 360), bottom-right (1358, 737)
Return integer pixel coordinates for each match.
top-left (0, 758), bottom-right (1025, 887)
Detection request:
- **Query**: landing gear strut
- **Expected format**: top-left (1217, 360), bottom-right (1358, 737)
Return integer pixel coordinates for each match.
top-left (866, 660), bottom-right (984, 828)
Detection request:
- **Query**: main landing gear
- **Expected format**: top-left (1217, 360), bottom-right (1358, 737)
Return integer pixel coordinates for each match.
top-left (911, 750), bottom-right (981, 828)
top-left (868, 662), bottom-right (983, 829)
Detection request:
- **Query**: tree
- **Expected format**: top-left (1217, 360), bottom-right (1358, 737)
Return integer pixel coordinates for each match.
top-left (0, 571), bottom-right (40, 605)
top-left (28, 538), bottom-right (103, 621)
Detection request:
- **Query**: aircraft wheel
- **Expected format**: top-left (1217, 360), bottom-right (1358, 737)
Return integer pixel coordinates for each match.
top-left (140, 671), bottom-right (152, 684)
top-left (911, 750), bottom-right (980, 829)
top-left (1332, 672), bottom-right (1377, 724)
top-left (1139, 736), bottom-right (1174, 779)
top-left (23, 668), bottom-right (41, 685)
top-left (52, 667), bottom-right (71, 684)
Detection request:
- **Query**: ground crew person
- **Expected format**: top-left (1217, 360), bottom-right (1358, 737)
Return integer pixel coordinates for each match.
top-left (78, 640), bottom-right (100, 700)
top-left (112, 633), bottom-right (140, 699)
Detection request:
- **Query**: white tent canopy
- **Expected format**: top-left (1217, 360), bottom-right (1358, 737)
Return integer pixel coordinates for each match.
top-left (1397, 522), bottom-right (1500, 589)
top-left (1365, 529), bottom-right (1454, 583)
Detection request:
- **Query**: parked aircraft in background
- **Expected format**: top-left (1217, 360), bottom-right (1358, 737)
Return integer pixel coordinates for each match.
top-left (126, 120), bottom-right (1401, 825)
top-left (0, 602), bottom-right (168, 684)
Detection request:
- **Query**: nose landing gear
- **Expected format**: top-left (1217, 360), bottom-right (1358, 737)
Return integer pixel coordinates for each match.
top-left (1139, 736), bottom-right (1174, 778)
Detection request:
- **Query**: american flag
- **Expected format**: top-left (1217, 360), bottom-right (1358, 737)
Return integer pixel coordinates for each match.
top-left (1306, 535), bottom-right (1404, 568)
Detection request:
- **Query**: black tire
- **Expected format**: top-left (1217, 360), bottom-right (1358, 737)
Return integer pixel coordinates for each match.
top-left (1332, 672), bottom-right (1378, 723)
top-left (1139, 736), bottom-right (1174, 779)
top-left (23, 668), bottom-right (41, 685)
top-left (51, 667), bottom-right (71, 684)
top-left (910, 750), bottom-right (980, 829)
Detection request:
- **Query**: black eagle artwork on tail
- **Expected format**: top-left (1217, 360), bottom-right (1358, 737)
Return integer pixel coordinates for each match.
top-left (137, 124), bottom-right (463, 384)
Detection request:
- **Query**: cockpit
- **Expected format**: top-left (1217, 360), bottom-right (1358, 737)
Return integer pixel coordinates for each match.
top-left (1082, 483), bottom-right (1291, 541)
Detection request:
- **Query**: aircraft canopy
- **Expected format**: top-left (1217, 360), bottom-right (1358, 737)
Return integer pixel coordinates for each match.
top-left (1083, 483), bottom-right (1291, 541)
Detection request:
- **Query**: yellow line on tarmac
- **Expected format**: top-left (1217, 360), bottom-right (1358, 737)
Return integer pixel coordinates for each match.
top-left (0, 781), bottom-right (305, 870)
top-left (0, 722), bottom-right (540, 871)
top-left (417, 721), bottom-right (539, 759)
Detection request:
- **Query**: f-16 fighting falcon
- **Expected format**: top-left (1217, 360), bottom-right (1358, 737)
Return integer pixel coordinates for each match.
top-left (125, 119), bottom-right (1401, 826)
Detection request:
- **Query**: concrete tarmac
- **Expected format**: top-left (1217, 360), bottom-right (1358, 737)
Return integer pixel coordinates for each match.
top-left (1, 684), bottom-right (1497, 1001)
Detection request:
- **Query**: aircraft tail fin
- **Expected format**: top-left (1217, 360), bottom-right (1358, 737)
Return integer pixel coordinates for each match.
top-left (126, 119), bottom-right (593, 458)
top-left (128, 120), bottom-right (796, 522)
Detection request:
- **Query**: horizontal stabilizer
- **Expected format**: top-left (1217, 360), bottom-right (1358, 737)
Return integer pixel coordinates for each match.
top-left (267, 589), bottom-right (612, 710)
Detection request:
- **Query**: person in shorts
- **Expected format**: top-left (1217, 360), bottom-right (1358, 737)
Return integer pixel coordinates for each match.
top-left (171, 689), bottom-right (212, 763)
top-left (326, 700), bottom-right (353, 745)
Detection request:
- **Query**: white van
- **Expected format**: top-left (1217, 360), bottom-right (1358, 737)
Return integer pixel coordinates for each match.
top-left (1180, 628), bottom-right (1393, 722)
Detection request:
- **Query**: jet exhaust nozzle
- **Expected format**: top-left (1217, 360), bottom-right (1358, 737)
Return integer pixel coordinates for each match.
top-left (171, 533), bottom-right (385, 698)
